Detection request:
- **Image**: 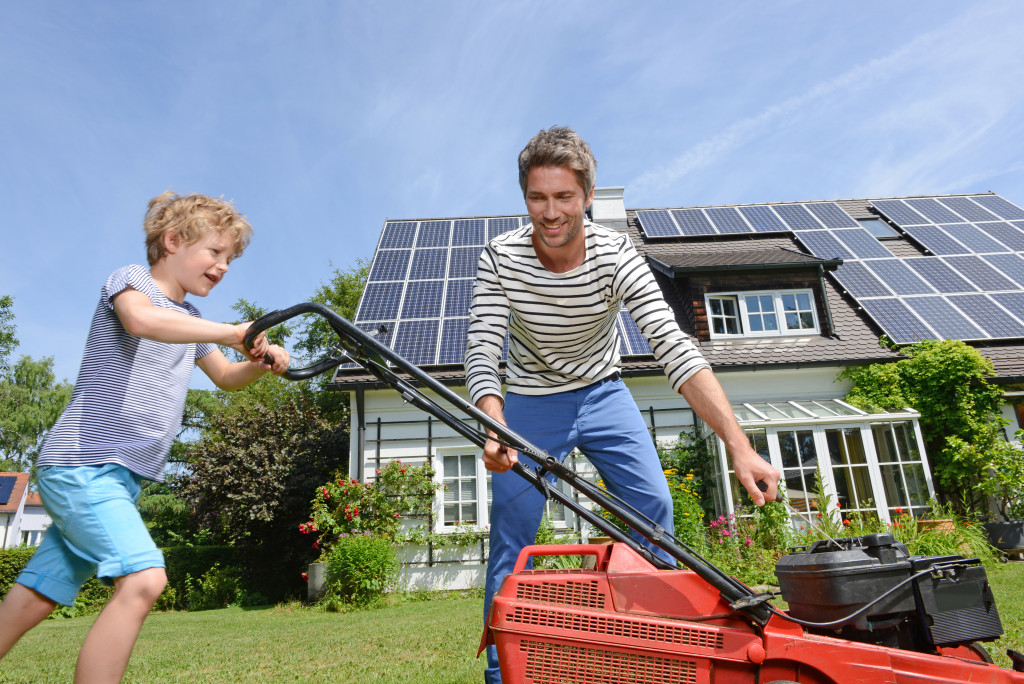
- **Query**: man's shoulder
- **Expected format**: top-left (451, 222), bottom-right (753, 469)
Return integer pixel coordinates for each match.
top-left (487, 226), bottom-right (533, 253)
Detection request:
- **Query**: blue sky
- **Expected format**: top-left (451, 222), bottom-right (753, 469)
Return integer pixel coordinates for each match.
top-left (2, 1), bottom-right (1023, 387)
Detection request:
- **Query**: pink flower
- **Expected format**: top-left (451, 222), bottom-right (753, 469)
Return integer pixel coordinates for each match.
top-left (301, 572), bottom-right (308, 583)
top-left (744, 538), bottom-right (752, 547)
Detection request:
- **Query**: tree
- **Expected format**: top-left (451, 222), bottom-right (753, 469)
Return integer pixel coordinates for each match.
top-left (0, 356), bottom-right (73, 472)
top-left (0, 295), bottom-right (17, 376)
top-left (838, 339), bottom-right (1005, 504)
top-left (175, 394), bottom-right (346, 600)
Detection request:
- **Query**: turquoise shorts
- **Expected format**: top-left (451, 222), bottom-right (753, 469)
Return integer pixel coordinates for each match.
top-left (17, 464), bottom-right (165, 606)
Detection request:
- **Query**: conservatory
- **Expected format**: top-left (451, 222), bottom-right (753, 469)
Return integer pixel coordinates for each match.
top-left (709, 399), bottom-right (933, 526)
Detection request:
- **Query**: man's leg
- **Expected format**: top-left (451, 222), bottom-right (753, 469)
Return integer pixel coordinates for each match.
top-left (577, 379), bottom-right (676, 565)
top-left (0, 584), bottom-right (57, 659)
top-left (483, 391), bottom-right (577, 683)
top-left (75, 567), bottom-right (167, 683)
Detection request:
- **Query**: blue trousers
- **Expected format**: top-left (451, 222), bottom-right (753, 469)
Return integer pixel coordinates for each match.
top-left (482, 378), bottom-right (674, 683)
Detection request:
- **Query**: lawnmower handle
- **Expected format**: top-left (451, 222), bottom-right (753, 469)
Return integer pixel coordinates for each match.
top-left (243, 302), bottom-right (352, 381)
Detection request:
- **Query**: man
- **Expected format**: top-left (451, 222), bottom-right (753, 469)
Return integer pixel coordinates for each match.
top-left (465, 126), bottom-right (780, 683)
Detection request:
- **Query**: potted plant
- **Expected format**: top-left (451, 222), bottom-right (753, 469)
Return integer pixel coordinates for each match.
top-left (951, 429), bottom-right (1024, 550)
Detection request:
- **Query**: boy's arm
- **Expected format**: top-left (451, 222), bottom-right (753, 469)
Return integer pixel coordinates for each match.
top-left (196, 345), bottom-right (291, 391)
top-left (113, 288), bottom-right (258, 349)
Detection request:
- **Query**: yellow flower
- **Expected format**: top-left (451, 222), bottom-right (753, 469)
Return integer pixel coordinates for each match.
top-left (685, 473), bottom-right (694, 480)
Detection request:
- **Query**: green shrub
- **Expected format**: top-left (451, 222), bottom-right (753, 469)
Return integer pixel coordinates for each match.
top-left (323, 533), bottom-right (399, 607)
top-left (184, 563), bottom-right (243, 611)
top-left (664, 469), bottom-right (707, 552)
top-left (0, 546), bottom-right (36, 598)
top-left (49, 577), bottom-right (114, 619)
top-left (532, 515), bottom-right (582, 569)
top-left (160, 545), bottom-right (237, 609)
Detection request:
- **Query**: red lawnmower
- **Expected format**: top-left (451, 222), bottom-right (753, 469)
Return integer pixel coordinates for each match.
top-left (249, 303), bottom-right (1024, 684)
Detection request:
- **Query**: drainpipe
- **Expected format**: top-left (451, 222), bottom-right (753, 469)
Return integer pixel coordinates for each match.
top-left (356, 387), bottom-right (366, 482)
top-left (2, 514), bottom-right (10, 549)
top-left (819, 264), bottom-right (837, 338)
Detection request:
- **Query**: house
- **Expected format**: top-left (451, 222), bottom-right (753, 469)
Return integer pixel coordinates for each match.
top-left (0, 474), bottom-right (51, 548)
top-left (329, 191), bottom-right (1024, 589)
top-left (1, 472), bottom-right (31, 548)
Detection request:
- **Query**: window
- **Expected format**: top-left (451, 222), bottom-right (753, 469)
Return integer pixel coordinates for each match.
top-left (859, 218), bottom-right (900, 239)
top-left (442, 453), bottom-right (479, 526)
top-left (872, 421), bottom-right (930, 518)
top-left (706, 289), bottom-right (819, 338)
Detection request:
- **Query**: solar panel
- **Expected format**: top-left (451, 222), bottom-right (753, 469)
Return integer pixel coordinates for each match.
top-left (738, 205), bottom-right (789, 232)
top-left (437, 318), bottom-right (470, 365)
top-left (948, 294), bottom-right (1024, 338)
top-left (704, 207), bottom-right (752, 234)
top-left (368, 249), bottom-right (411, 282)
top-left (453, 219), bottom-right (486, 246)
top-left (902, 225), bottom-right (970, 256)
top-left (618, 310), bottom-right (651, 355)
top-left (796, 231), bottom-right (854, 260)
top-left (635, 210), bottom-right (681, 237)
top-left (991, 292), bottom-right (1024, 322)
top-left (975, 221), bottom-right (1024, 251)
top-left (448, 246), bottom-right (483, 279)
top-left (805, 203), bottom-right (859, 229)
top-left (902, 198), bottom-right (963, 224)
top-left (832, 228), bottom-right (894, 259)
top-left (939, 223), bottom-right (1009, 254)
top-left (943, 255), bottom-right (1021, 291)
top-left (983, 253), bottom-right (1024, 288)
top-left (488, 217), bottom-right (520, 242)
top-left (400, 280), bottom-right (444, 319)
top-left (417, 220), bottom-right (452, 247)
top-left (772, 204), bottom-right (823, 231)
top-left (391, 319), bottom-right (440, 366)
top-left (859, 298), bottom-right (935, 344)
top-left (971, 195), bottom-right (1024, 221)
top-left (408, 248), bottom-right (448, 280)
top-left (0, 475), bottom-right (16, 506)
top-left (671, 208), bottom-right (716, 236)
top-left (904, 258), bottom-right (978, 294)
top-left (357, 282), bottom-right (404, 321)
top-left (864, 260), bottom-right (935, 295)
top-left (444, 278), bottom-right (474, 317)
top-left (938, 197), bottom-right (1000, 223)
top-left (872, 200), bottom-right (929, 226)
top-left (832, 262), bottom-right (892, 298)
top-left (905, 296), bottom-right (985, 340)
top-left (379, 221), bottom-right (417, 249)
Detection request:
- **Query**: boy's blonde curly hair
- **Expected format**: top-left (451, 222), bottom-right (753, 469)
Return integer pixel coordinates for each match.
top-left (144, 191), bottom-right (253, 266)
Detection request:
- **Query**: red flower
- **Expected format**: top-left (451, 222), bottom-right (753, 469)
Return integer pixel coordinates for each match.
top-left (843, 519), bottom-right (851, 526)
top-left (301, 572), bottom-right (308, 583)
top-left (895, 507), bottom-right (903, 514)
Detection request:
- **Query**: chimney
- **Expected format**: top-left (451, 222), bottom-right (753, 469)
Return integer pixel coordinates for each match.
top-left (590, 186), bottom-right (628, 231)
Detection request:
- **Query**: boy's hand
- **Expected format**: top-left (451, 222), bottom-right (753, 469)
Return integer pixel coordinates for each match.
top-left (234, 323), bottom-right (269, 361)
top-left (259, 344), bottom-right (290, 375)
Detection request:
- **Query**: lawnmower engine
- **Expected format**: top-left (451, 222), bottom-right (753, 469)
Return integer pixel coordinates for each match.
top-left (775, 532), bottom-right (1004, 656)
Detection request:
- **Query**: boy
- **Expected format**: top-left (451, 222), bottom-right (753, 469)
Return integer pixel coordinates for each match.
top-left (0, 191), bottom-right (290, 682)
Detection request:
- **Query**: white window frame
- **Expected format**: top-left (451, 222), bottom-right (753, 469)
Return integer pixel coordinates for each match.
top-left (435, 447), bottom-right (488, 531)
top-left (705, 289), bottom-right (819, 339)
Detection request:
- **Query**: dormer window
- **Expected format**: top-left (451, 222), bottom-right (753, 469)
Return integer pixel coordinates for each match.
top-left (706, 289), bottom-right (818, 339)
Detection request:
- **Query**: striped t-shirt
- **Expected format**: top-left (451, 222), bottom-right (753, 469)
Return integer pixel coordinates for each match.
top-left (38, 265), bottom-right (216, 481)
top-left (465, 222), bottom-right (710, 404)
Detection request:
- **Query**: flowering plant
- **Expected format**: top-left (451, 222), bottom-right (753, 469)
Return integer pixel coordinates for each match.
top-left (301, 460), bottom-right (442, 558)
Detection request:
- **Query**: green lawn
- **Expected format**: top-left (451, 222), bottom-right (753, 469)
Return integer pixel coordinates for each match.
top-left (2, 563), bottom-right (1024, 682)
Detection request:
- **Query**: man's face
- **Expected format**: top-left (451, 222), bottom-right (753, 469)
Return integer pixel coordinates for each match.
top-left (525, 165), bottom-right (593, 253)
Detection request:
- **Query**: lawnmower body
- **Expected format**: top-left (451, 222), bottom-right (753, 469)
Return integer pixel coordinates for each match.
top-left (485, 541), bottom-right (1024, 684)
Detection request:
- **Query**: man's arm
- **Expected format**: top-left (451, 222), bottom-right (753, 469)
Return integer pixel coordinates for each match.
top-left (678, 368), bottom-right (780, 506)
top-left (475, 394), bottom-right (518, 472)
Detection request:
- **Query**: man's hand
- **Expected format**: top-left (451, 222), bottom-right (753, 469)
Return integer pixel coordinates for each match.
top-left (731, 444), bottom-right (780, 506)
top-left (476, 395), bottom-right (517, 472)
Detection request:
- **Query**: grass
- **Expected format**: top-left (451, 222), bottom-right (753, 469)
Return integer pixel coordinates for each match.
top-left (2, 564), bottom-right (1024, 682)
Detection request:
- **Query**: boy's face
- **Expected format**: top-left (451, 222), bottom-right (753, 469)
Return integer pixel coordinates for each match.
top-left (164, 229), bottom-right (233, 299)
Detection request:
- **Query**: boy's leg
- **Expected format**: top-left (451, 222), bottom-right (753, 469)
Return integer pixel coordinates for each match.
top-left (0, 584), bottom-right (57, 659)
top-left (483, 391), bottom-right (577, 684)
top-left (76, 567), bottom-right (167, 684)
top-left (577, 379), bottom-right (676, 565)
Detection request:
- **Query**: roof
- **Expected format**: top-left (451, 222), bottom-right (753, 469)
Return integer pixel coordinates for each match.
top-left (330, 191), bottom-right (1024, 389)
top-left (24, 492), bottom-right (42, 507)
top-left (0, 472), bottom-right (30, 514)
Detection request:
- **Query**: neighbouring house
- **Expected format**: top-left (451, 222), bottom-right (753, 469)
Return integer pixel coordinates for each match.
top-left (328, 191), bottom-right (1024, 589)
top-left (20, 492), bottom-right (49, 547)
top-left (1, 472), bottom-right (31, 548)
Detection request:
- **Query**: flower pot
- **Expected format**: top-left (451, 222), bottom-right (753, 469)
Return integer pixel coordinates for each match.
top-left (307, 562), bottom-right (327, 602)
top-left (983, 521), bottom-right (1024, 550)
top-left (917, 519), bottom-right (955, 533)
